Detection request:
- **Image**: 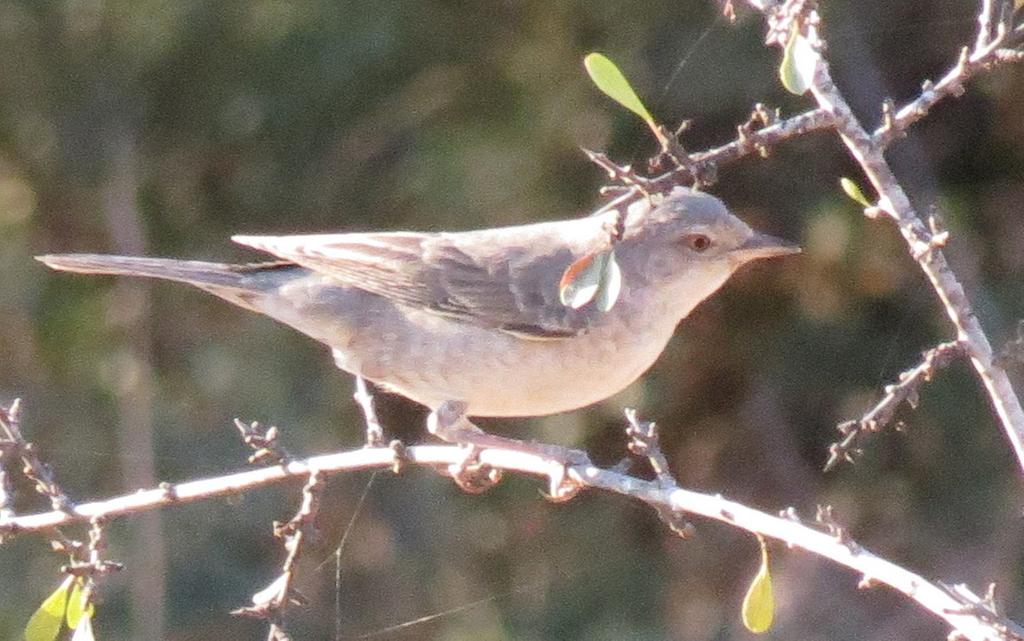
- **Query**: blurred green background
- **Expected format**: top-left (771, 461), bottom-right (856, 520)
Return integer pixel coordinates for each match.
top-left (2, 1), bottom-right (1024, 639)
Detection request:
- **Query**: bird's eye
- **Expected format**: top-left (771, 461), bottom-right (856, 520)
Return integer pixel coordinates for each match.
top-left (684, 233), bottom-right (712, 252)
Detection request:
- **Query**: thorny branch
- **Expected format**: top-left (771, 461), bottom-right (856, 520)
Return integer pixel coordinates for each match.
top-left (234, 471), bottom-right (326, 641)
top-left (588, 106), bottom-right (835, 221)
top-left (235, 418), bottom-right (292, 465)
top-left (826, 341), bottom-right (965, 471)
top-left (2, 401), bottom-right (121, 614)
top-left (743, 0), bottom-right (1024, 474)
top-left (624, 409), bottom-right (695, 539)
top-left (0, 399), bottom-right (73, 513)
top-left (0, 404), bottom-right (1014, 641)
top-left (873, 0), bottom-right (1024, 147)
top-left (1, 399), bottom-right (85, 558)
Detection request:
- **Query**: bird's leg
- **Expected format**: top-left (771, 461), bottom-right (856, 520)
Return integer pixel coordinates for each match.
top-left (427, 401), bottom-right (591, 496)
top-left (353, 376), bottom-right (385, 447)
top-left (426, 401), bottom-right (499, 492)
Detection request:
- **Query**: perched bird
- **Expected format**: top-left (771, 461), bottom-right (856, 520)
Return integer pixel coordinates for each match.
top-left (38, 188), bottom-right (797, 444)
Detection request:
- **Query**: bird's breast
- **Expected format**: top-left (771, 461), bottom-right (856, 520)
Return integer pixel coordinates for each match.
top-left (338, 291), bottom-right (681, 417)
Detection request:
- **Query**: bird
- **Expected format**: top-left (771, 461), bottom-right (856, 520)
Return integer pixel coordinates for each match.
top-left (37, 187), bottom-right (797, 447)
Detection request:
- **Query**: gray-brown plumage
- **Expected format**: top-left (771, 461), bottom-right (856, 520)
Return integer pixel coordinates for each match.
top-left (38, 188), bottom-right (798, 417)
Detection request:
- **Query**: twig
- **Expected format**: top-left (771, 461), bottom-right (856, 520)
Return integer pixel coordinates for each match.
top-left (826, 341), bottom-right (965, 471)
top-left (755, 0), bottom-right (1024, 475)
top-left (873, 0), bottom-right (1024, 148)
top-left (940, 583), bottom-right (1024, 641)
top-left (623, 409), bottom-right (696, 538)
top-left (234, 471), bottom-right (325, 640)
top-left (685, 106), bottom-right (834, 172)
top-left (586, 107), bottom-right (836, 219)
top-left (235, 419), bottom-right (292, 465)
top-left (61, 517), bottom-right (123, 607)
top-left (0, 399), bottom-right (73, 512)
top-left (624, 408), bottom-right (675, 487)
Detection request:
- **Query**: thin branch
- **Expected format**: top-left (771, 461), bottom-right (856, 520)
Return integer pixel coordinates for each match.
top-left (235, 418), bottom-right (292, 465)
top-left (826, 341), bottom-right (965, 471)
top-left (0, 399), bottom-right (73, 512)
top-left (59, 517), bottom-right (123, 616)
top-left (234, 471), bottom-right (326, 640)
top-left (0, 437), bottom-right (1016, 641)
top-left (624, 409), bottom-right (695, 538)
top-left (873, 1), bottom-right (1023, 148)
top-left (586, 106), bottom-right (836, 219)
top-left (759, 0), bottom-right (1024, 475)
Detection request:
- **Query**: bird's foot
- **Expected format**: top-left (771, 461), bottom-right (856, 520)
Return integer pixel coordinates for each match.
top-left (426, 401), bottom-right (591, 497)
top-left (448, 445), bottom-right (502, 493)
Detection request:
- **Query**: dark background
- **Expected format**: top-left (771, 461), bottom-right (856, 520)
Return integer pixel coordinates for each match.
top-left (2, 1), bottom-right (1024, 639)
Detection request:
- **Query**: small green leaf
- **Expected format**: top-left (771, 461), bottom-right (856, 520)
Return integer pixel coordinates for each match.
top-left (840, 177), bottom-right (872, 207)
top-left (779, 27), bottom-right (816, 95)
top-left (559, 249), bottom-right (622, 312)
top-left (70, 612), bottom-right (95, 641)
top-left (24, 576), bottom-right (73, 641)
top-left (66, 579), bottom-right (94, 630)
top-left (741, 538), bottom-right (774, 633)
top-left (594, 249), bottom-right (622, 312)
top-left (584, 53), bottom-right (654, 125)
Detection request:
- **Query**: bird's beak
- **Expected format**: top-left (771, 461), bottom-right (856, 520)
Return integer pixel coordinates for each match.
top-left (732, 231), bottom-right (801, 262)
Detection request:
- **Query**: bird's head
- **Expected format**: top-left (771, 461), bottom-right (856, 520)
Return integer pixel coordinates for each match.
top-left (616, 187), bottom-right (799, 316)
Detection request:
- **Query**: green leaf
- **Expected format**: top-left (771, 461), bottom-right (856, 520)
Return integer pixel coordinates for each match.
top-left (779, 27), bottom-right (816, 95)
top-left (840, 177), bottom-right (872, 207)
top-left (584, 53), bottom-right (654, 125)
top-left (24, 576), bottom-right (73, 641)
top-left (594, 249), bottom-right (622, 312)
top-left (559, 249), bottom-right (622, 312)
top-left (66, 579), bottom-right (94, 630)
top-left (70, 612), bottom-right (95, 641)
top-left (741, 538), bottom-right (774, 633)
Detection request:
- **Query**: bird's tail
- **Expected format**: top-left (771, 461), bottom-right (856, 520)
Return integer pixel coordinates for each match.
top-left (36, 254), bottom-right (295, 292)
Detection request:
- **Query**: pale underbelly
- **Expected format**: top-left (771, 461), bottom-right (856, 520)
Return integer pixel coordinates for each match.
top-left (334, 314), bottom-right (674, 417)
top-left (262, 278), bottom-right (677, 417)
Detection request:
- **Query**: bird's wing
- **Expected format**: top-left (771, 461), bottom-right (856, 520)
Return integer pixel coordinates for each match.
top-left (232, 227), bottom-right (601, 339)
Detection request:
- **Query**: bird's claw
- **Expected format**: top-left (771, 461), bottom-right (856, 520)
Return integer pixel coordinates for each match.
top-left (446, 445), bottom-right (501, 494)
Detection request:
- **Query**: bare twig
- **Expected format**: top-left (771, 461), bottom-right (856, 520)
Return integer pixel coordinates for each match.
top-left (684, 106), bottom-right (834, 173)
top-left (753, 0), bottom-right (1024, 475)
top-left (586, 107), bottom-right (837, 220)
top-left (62, 517), bottom-right (123, 585)
top-left (623, 409), bottom-right (696, 539)
top-left (827, 341), bottom-right (965, 470)
top-left (234, 471), bottom-right (325, 640)
top-left (235, 418), bottom-right (292, 465)
top-left (940, 582), bottom-right (1024, 641)
top-left (0, 400), bottom-right (73, 512)
top-left (624, 408), bottom-right (675, 487)
top-left (873, 1), bottom-right (1024, 148)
